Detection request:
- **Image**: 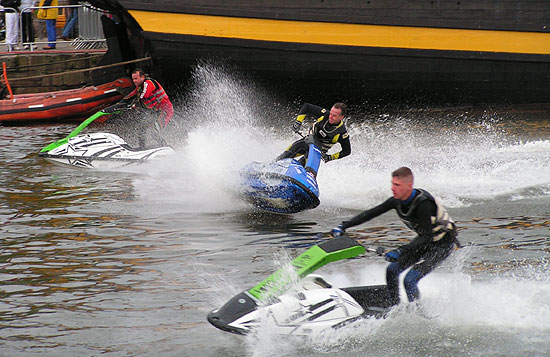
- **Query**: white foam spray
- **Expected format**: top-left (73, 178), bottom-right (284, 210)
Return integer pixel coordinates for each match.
top-left (129, 63), bottom-right (550, 215)
top-left (244, 250), bottom-right (550, 356)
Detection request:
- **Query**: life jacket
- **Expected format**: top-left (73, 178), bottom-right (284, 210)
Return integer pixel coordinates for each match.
top-left (139, 79), bottom-right (168, 111)
top-left (396, 189), bottom-right (456, 242)
top-left (309, 116), bottom-right (348, 152)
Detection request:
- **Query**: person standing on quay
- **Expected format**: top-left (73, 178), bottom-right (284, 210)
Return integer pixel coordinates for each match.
top-left (20, 0), bottom-right (36, 49)
top-left (61, 0), bottom-right (77, 40)
top-left (37, 0), bottom-right (57, 50)
top-left (1, 0), bottom-right (20, 51)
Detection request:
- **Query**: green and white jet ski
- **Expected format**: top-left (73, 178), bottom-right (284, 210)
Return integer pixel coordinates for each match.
top-left (207, 236), bottom-right (392, 336)
top-left (39, 109), bottom-right (174, 169)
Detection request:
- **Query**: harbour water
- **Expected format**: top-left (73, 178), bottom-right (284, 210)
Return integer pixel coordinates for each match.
top-left (1, 63), bottom-right (549, 356)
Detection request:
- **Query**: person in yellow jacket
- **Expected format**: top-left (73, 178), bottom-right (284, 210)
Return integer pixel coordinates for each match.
top-left (37, 0), bottom-right (58, 49)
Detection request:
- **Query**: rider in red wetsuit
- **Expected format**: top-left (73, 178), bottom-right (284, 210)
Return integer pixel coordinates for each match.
top-left (123, 68), bottom-right (174, 128)
top-left (104, 68), bottom-right (174, 148)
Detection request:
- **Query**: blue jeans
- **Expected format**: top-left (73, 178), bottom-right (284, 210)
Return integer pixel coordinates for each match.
top-left (62, 11), bottom-right (78, 38)
top-left (46, 19), bottom-right (56, 47)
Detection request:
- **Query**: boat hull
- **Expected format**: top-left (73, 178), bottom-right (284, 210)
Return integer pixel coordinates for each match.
top-left (87, 1), bottom-right (550, 103)
top-left (0, 78), bottom-right (133, 124)
top-left (148, 33), bottom-right (550, 102)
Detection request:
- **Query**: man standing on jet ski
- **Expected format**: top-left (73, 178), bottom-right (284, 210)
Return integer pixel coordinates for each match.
top-left (105, 68), bottom-right (174, 147)
top-left (276, 102), bottom-right (351, 165)
top-left (331, 167), bottom-right (460, 307)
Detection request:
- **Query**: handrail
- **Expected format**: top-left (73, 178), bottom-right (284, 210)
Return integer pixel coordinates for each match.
top-left (0, 6), bottom-right (17, 12)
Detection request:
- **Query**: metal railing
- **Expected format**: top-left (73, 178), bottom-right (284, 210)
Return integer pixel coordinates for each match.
top-left (73, 4), bottom-right (106, 49)
top-left (5, 3), bottom-right (107, 52)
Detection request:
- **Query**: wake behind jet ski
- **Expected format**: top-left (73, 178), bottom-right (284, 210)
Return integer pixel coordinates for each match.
top-left (207, 236), bottom-right (393, 336)
top-left (39, 109), bottom-right (174, 169)
top-left (239, 135), bottom-right (321, 214)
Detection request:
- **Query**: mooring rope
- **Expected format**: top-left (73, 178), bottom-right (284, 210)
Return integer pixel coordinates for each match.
top-left (7, 57), bottom-right (153, 82)
top-left (4, 54), bottom-right (106, 72)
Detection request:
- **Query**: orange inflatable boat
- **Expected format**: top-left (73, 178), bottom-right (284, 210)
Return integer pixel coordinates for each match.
top-left (0, 78), bottom-right (133, 123)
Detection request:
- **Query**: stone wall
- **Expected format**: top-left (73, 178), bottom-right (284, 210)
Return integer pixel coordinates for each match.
top-left (0, 52), bottom-right (104, 94)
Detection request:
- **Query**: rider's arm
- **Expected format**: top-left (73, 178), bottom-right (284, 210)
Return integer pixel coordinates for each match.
top-left (328, 132), bottom-right (351, 160)
top-left (341, 197), bottom-right (396, 230)
top-left (123, 87), bottom-right (138, 101)
top-left (296, 103), bottom-right (325, 123)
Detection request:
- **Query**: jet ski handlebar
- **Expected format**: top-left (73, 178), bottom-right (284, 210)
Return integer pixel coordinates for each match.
top-left (366, 246), bottom-right (387, 256)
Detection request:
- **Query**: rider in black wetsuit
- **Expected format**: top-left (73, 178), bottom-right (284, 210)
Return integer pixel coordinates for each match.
top-left (331, 167), bottom-right (460, 306)
top-left (276, 102), bottom-right (351, 166)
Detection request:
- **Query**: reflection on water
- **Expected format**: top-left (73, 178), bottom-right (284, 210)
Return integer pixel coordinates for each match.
top-left (1, 211), bottom-right (160, 321)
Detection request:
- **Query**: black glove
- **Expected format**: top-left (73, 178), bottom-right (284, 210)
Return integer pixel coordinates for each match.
top-left (321, 153), bottom-right (332, 162)
top-left (102, 102), bottom-right (129, 114)
top-left (292, 121), bottom-right (302, 133)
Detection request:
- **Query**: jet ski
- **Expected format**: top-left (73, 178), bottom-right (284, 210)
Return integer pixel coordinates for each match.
top-left (207, 236), bottom-right (393, 336)
top-left (39, 109), bottom-right (174, 169)
top-left (239, 136), bottom-right (321, 213)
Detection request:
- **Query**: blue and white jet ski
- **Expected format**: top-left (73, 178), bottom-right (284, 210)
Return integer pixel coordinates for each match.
top-left (239, 137), bottom-right (321, 213)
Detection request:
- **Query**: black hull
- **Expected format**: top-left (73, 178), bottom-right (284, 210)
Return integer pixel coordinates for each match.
top-left (146, 32), bottom-right (549, 103)
top-left (87, 1), bottom-right (550, 104)
top-left (93, 1), bottom-right (549, 32)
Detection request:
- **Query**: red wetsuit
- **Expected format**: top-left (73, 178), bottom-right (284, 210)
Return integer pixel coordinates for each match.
top-left (125, 78), bottom-right (174, 127)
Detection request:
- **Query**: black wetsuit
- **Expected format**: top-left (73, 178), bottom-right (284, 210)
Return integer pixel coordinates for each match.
top-left (277, 103), bottom-right (351, 163)
top-left (342, 189), bottom-right (458, 305)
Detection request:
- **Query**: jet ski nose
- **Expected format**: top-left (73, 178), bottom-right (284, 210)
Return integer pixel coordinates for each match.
top-left (206, 310), bottom-right (227, 331)
top-left (207, 291), bottom-right (258, 335)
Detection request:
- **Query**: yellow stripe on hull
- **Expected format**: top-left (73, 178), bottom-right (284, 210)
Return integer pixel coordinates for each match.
top-left (129, 11), bottom-right (550, 55)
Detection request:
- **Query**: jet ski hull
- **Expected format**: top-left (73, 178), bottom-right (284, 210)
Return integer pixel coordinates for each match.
top-left (240, 142), bottom-right (321, 213)
top-left (207, 274), bottom-right (391, 336)
top-left (39, 132), bottom-right (174, 169)
top-left (240, 159), bottom-right (320, 213)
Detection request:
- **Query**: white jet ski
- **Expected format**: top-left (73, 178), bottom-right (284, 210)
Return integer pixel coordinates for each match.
top-left (207, 236), bottom-right (392, 336)
top-left (40, 132), bottom-right (174, 169)
top-left (39, 109), bottom-right (174, 169)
